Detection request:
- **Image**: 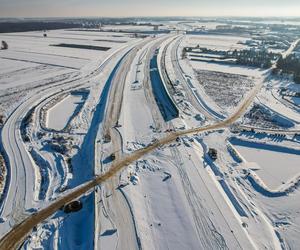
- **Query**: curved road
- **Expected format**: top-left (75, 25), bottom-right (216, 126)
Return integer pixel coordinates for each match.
top-left (0, 41), bottom-right (137, 241)
top-left (169, 36), bottom-right (223, 121)
top-left (0, 72), bottom-right (81, 226)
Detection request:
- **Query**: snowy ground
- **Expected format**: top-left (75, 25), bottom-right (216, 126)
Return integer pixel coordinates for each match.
top-left (46, 92), bottom-right (86, 131)
top-left (194, 70), bottom-right (255, 111)
top-left (184, 34), bottom-right (249, 50)
top-left (0, 29), bottom-right (133, 117)
top-left (231, 138), bottom-right (300, 189)
top-left (190, 60), bottom-right (266, 77)
top-left (255, 77), bottom-right (300, 129)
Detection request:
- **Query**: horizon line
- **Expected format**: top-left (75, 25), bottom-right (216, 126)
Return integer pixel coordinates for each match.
top-left (1, 15), bottom-right (300, 20)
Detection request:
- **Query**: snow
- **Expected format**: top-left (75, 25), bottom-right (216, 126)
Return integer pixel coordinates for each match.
top-left (0, 57), bottom-right (37, 75)
top-left (194, 70), bottom-right (255, 111)
top-left (231, 138), bottom-right (300, 190)
top-left (46, 94), bottom-right (84, 131)
top-left (184, 34), bottom-right (249, 50)
top-left (254, 78), bottom-right (300, 128)
top-left (190, 60), bottom-right (265, 77)
top-left (124, 157), bottom-right (201, 250)
top-left (0, 29), bottom-right (128, 117)
top-left (290, 96), bottom-right (300, 105)
top-left (0, 61), bottom-right (73, 91)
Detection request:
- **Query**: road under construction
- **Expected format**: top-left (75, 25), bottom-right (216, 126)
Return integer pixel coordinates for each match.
top-left (0, 67), bottom-right (264, 249)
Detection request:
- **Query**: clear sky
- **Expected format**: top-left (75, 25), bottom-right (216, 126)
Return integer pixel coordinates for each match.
top-left (0, 0), bottom-right (299, 18)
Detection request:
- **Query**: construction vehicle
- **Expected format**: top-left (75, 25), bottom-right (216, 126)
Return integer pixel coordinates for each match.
top-left (115, 121), bottom-right (122, 128)
top-left (103, 134), bottom-right (111, 143)
top-left (63, 200), bottom-right (82, 213)
top-left (111, 153), bottom-right (116, 161)
top-left (208, 148), bottom-right (218, 160)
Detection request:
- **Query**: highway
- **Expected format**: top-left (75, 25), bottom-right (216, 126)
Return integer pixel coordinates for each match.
top-left (142, 36), bottom-right (171, 130)
top-left (143, 38), bottom-right (240, 249)
top-left (168, 36), bottom-right (222, 121)
top-left (281, 38), bottom-right (300, 59)
top-left (0, 56), bottom-right (264, 249)
top-left (96, 40), bottom-right (150, 250)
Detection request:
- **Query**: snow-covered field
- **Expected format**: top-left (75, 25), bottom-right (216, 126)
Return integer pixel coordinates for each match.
top-left (0, 29), bottom-right (134, 116)
top-left (101, 24), bottom-right (155, 32)
top-left (184, 34), bottom-right (248, 50)
top-left (46, 93), bottom-right (86, 131)
top-left (190, 60), bottom-right (265, 77)
top-left (231, 138), bottom-right (300, 189)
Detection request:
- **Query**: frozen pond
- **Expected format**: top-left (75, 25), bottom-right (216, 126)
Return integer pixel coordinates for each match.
top-left (47, 94), bottom-right (84, 131)
top-left (231, 139), bottom-right (300, 189)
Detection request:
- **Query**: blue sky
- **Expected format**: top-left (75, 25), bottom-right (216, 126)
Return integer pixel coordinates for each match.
top-left (0, 0), bottom-right (299, 18)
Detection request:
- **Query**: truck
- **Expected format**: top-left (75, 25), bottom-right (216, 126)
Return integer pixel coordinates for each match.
top-left (62, 200), bottom-right (83, 213)
top-left (208, 148), bottom-right (218, 160)
top-left (103, 134), bottom-right (111, 143)
top-left (111, 153), bottom-right (116, 161)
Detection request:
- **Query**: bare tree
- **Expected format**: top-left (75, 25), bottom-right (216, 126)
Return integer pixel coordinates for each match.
top-left (1, 41), bottom-right (8, 50)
